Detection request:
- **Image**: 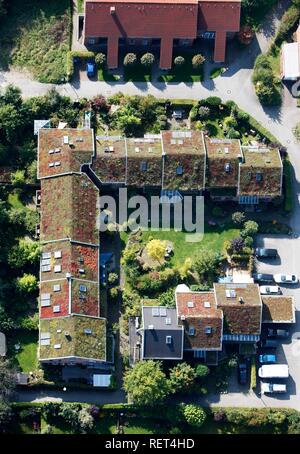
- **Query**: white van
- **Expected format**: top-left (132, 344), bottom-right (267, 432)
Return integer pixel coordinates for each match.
top-left (261, 383), bottom-right (287, 394)
top-left (258, 364), bottom-right (289, 378)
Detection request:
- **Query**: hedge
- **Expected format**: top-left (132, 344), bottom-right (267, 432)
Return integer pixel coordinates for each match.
top-left (273, 4), bottom-right (300, 47)
top-left (237, 108), bottom-right (281, 145)
top-left (283, 158), bottom-right (293, 213)
top-left (250, 357), bottom-right (257, 390)
top-left (66, 50), bottom-right (96, 81)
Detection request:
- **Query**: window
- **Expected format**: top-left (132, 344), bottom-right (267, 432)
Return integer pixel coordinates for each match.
top-left (166, 335), bottom-right (172, 344)
top-left (224, 163), bottom-right (231, 173)
top-left (204, 301), bottom-right (211, 308)
top-left (140, 162), bottom-right (147, 172)
top-left (79, 285), bottom-right (87, 293)
top-left (205, 326), bottom-right (212, 334)
top-left (159, 307), bottom-right (167, 316)
top-left (256, 172), bottom-right (263, 182)
top-left (142, 39), bottom-right (149, 46)
top-left (54, 250), bottom-right (62, 259)
top-left (88, 38), bottom-right (96, 45)
top-left (189, 327), bottom-right (195, 336)
top-left (176, 166), bottom-right (183, 175)
top-left (79, 268), bottom-right (85, 274)
top-left (165, 318), bottom-right (172, 325)
top-left (152, 307), bottom-right (159, 316)
top-left (187, 301), bottom-right (194, 308)
top-left (42, 265), bottom-right (51, 272)
top-left (53, 284), bottom-right (61, 292)
top-left (53, 305), bottom-right (61, 313)
top-left (54, 344), bottom-right (61, 349)
top-left (41, 293), bottom-right (51, 307)
top-left (42, 252), bottom-right (51, 259)
top-left (54, 265), bottom-right (62, 273)
top-left (85, 329), bottom-right (92, 335)
top-left (226, 289), bottom-right (236, 298)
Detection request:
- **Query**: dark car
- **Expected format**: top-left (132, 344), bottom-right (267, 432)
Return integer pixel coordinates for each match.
top-left (238, 363), bottom-right (247, 385)
top-left (253, 273), bottom-right (274, 283)
top-left (86, 62), bottom-right (96, 78)
top-left (260, 339), bottom-right (279, 348)
top-left (255, 248), bottom-right (278, 259)
top-left (267, 328), bottom-right (290, 339)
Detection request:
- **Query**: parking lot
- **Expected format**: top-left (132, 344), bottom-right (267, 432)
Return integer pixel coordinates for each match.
top-left (254, 234), bottom-right (300, 408)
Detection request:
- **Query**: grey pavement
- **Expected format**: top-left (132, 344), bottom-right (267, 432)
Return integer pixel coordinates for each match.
top-left (5, 0), bottom-right (300, 408)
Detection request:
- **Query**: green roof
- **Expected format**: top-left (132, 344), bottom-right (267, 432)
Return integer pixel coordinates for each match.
top-left (39, 315), bottom-right (106, 361)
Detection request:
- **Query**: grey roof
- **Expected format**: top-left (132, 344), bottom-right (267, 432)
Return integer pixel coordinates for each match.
top-left (141, 306), bottom-right (183, 359)
top-left (0, 332), bottom-right (6, 356)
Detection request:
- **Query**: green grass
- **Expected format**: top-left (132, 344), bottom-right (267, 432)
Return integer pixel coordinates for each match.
top-left (124, 66), bottom-right (152, 82)
top-left (210, 67), bottom-right (226, 79)
top-left (0, 0), bottom-right (71, 83)
top-left (98, 68), bottom-right (121, 82)
top-left (13, 331), bottom-right (38, 373)
top-left (8, 192), bottom-right (24, 209)
top-left (77, 0), bottom-right (84, 13)
top-left (158, 52), bottom-right (204, 83)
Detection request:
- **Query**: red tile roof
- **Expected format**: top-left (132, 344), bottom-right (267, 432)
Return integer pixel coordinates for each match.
top-left (176, 290), bottom-right (223, 350)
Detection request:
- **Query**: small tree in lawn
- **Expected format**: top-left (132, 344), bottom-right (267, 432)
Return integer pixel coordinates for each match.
top-left (192, 54), bottom-right (205, 69)
top-left (241, 220), bottom-right (259, 238)
top-left (123, 360), bottom-right (170, 406)
top-left (95, 53), bottom-right (106, 68)
top-left (183, 404), bottom-right (206, 427)
top-left (124, 53), bottom-right (137, 67)
top-left (169, 362), bottom-right (196, 394)
top-left (174, 56), bottom-right (185, 68)
top-left (198, 106), bottom-right (210, 120)
top-left (232, 211), bottom-right (246, 225)
top-left (194, 249), bottom-right (220, 283)
top-left (78, 407), bottom-right (94, 433)
top-left (146, 239), bottom-right (167, 264)
top-left (195, 364), bottom-right (210, 380)
top-left (140, 53), bottom-right (155, 68)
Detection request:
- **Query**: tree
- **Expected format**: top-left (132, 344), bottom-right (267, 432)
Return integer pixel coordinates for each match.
top-left (140, 53), bottom-right (155, 67)
top-left (59, 403), bottom-right (81, 428)
top-left (0, 104), bottom-right (24, 143)
top-left (169, 362), bottom-right (196, 394)
top-left (174, 56), bottom-right (185, 67)
top-left (183, 404), bottom-right (206, 427)
top-left (0, 360), bottom-right (15, 399)
top-left (0, 398), bottom-right (12, 432)
top-left (78, 407), bottom-right (94, 432)
top-left (16, 273), bottom-right (38, 293)
top-left (241, 220), bottom-right (259, 237)
top-left (95, 53), bottom-right (106, 68)
top-left (194, 249), bottom-right (220, 282)
top-left (124, 53), bottom-right (137, 67)
top-left (192, 54), bottom-right (205, 69)
top-left (158, 288), bottom-right (176, 308)
top-left (123, 360), bottom-right (170, 406)
top-left (195, 364), bottom-right (210, 379)
top-left (8, 239), bottom-right (40, 268)
top-left (146, 239), bottom-right (167, 264)
top-left (232, 211), bottom-right (246, 225)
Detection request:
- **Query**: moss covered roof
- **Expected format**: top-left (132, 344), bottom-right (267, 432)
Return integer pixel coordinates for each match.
top-left (39, 315), bottom-right (106, 361)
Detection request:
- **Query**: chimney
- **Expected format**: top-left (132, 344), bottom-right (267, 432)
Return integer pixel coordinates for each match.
top-left (110, 6), bottom-right (116, 14)
top-left (238, 297), bottom-right (244, 304)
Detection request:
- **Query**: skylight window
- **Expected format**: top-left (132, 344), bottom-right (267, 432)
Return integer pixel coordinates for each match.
top-left (176, 166), bottom-right (183, 175)
top-left (165, 318), bottom-right (172, 325)
top-left (204, 301), bottom-right (211, 308)
top-left (53, 284), bottom-right (61, 292)
top-left (79, 285), bottom-right (87, 293)
top-left (205, 326), bottom-right (212, 334)
top-left (140, 162), bottom-right (147, 171)
top-left (54, 250), bottom-right (62, 259)
top-left (166, 335), bottom-right (172, 345)
top-left (187, 301), bottom-right (194, 308)
top-left (54, 265), bottom-right (62, 273)
top-left (189, 327), bottom-right (195, 336)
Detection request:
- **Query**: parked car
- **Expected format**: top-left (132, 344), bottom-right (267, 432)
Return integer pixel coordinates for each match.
top-left (259, 354), bottom-right (277, 364)
top-left (274, 274), bottom-right (298, 285)
top-left (86, 62), bottom-right (96, 78)
top-left (172, 109), bottom-right (183, 120)
top-left (261, 383), bottom-right (287, 394)
top-left (253, 273), bottom-right (274, 283)
top-left (238, 362), bottom-right (247, 385)
top-left (255, 248), bottom-right (278, 259)
top-left (260, 339), bottom-right (279, 348)
top-left (258, 364), bottom-right (289, 378)
top-left (259, 285), bottom-right (281, 295)
top-left (267, 328), bottom-right (290, 339)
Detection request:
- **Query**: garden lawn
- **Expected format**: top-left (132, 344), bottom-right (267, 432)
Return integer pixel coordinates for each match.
top-left (210, 67), bottom-right (226, 79)
top-left (158, 52), bottom-right (204, 83)
top-left (0, 0), bottom-right (71, 83)
top-left (121, 225), bottom-right (239, 267)
top-left (13, 331), bottom-right (39, 373)
top-left (8, 192), bottom-right (24, 209)
top-left (124, 66), bottom-right (152, 82)
top-left (77, 0), bottom-right (84, 13)
top-left (98, 68), bottom-right (121, 82)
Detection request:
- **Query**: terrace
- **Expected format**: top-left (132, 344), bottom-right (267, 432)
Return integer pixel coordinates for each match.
top-left (92, 135), bottom-right (126, 184)
top-left (38, 129), bottom-right (94, 179)
top-left (40, 241), bottom-right (99, 282)
top-left (262, 296), bottom-right (296, 324)
top-left (238, 147), bottom-right (283, 197)
top-left (39, 315), bottom-right (106, 362)
top-left (162, 130), bottom-right (205, 191)
top-left (40, 174), bottom-right (99, 244)
top-left (205, 137), bottom-right (243, 188)
top-left (214, 283), bottom-right (262, 336)
top-left (126, 136), bottom-right (163, 187)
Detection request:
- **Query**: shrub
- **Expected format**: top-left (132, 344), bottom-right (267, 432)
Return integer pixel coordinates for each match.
top-left (274, 4), bottom-right (300, 46)
top-left (192, 54), bottom-right (205, 68)
top-left (283, 158), bottom-right (293, 212)
top-left (213, 410), bottom-right (226, 422)
top-left (108, 273), bottom-right (118, 285)
top-left (169, 362), bottom-right (196, 394)
top-left (231, 237), bottom-right (244, 253)
top-left (158, 288), bottom-right (176, 307)
top-left (109, 286), bottom-right (119, 300)
top-left (204, 122), bottom-right (218, 136)
top-left (183, 404), bottom-right (206, 427)
top-left (92, 95), bottom-right (110, 112)
top-left (241, 220), bottom-right (259, 237)
top-left (232, 211), bottom-right (246, 225)
top-left (195, 364), bottom-right (210, 379)
top-left (140, 53), bottom-right (155, 67)
top-left (95, 53), bottom-right (106, 68)
top-left (226, 128), bottom-right (240, 139)
top-left (198, 106), bottom-right (210, 119)
top-left (78, 407), bottom-right (94, 432)
top-left (41, 424), bottom-right (53, 434)
top-left (170, 426), bottom-right (181, 434)
top-left (174, 56), bottom-right (185, 67)
top-left (201, 96), bottom-right (222, 107)
top-left (267, 411), bottom-right (286, 426)
top-left (124, 53), bottom-right (137, 67)
top-left (243, 236), bottom-right (254, 248)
